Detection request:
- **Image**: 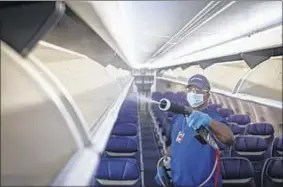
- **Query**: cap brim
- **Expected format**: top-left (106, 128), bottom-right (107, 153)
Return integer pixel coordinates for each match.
top-left (186, 82), bottom-right (208, 91)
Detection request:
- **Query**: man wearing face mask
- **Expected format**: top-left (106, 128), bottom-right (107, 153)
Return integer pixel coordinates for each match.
top-left (155, 74), bottom-right (234, 187)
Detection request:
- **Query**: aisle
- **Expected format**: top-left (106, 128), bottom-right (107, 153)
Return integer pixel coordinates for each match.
top-left (139, 111), bottom-right (161, 187)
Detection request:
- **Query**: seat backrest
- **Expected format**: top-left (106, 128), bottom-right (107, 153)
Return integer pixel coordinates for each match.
top-left (95, 158), bottom-right (140, 186)
top-left (227, 115), bottom-right (251, 126)
top-left (271, 136), bottom-right (283, 157)
top-left (232, 136), bottom-right (269, 172)
top-left (208, 103), bottom-right (222, 111)
top-left (163, 91), bottom-right (175, 100)
top-left (152, 91), bottom-right (162, 100)
top-left (261, 157), bottom-right (283, 187)
top-left (217, 108), bottom-right (234, 118)
top-left (245, 123), bottom-right (274, 145)
top-left (105, 136), bottom-right (138, 157)
top-left (221, 157), bottom-right (256, 187)
top-left (228, 123), bottom-right (242, 136)
top-left (217, 141), bottom-right (231, 157)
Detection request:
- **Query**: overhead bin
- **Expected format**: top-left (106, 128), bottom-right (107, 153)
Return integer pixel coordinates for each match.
top-left (30, 42), bottom-right (124, 130)
top-left (176, 65), bottom-right (203, 82)
top-left (105, 65), bottom-right (131, 87)
top-left (236, 56), bottom-right (282, 101)
top-left (203, 60), bottom-right (250, 92)
top-left (1, 42), bottom-right (80, 186)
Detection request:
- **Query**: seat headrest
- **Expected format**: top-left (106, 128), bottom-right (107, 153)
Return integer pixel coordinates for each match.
top-left (208, 104), bottom-right (222, 111)
top-left (96, 158), bottom-right (139, 181)
top-left (227, 115), bottom-right (251, 125)
top-left (217, 108), bottom-right (234, 118)
top-left (106, 136), bottom-right (138, 153)
top-left (234, 136), bottom-right (268, 152)
top-left (229, 123), bottom-right (241, 135)
top-left (246, 123), bottom-right (274, 135)
top-left (274, 136), bottom-right (283, 151)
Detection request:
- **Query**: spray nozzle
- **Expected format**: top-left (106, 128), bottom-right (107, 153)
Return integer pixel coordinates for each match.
top-left (159, 98), bottom-right (171, 111)
top-left (158, 98), bottom-right (191, 115)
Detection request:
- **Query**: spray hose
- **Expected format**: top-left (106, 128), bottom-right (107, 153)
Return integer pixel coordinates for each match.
top-left (157, 156), bottom-right (168, 187)
top-left (157, 138), bottom-right (220, 187)
top-left (156, 98), bottom-right (221, 187)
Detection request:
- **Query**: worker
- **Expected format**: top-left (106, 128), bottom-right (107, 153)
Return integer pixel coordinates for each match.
top-left (155, 74), bottom-right (234, 187)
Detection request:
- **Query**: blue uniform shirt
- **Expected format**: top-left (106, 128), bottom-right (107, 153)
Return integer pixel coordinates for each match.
top-left (170, 109), bottom-right (227, 187)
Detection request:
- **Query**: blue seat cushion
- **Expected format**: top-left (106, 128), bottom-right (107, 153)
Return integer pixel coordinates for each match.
top-left (112, 124), bottom-right (137, 136)
top-left (207, 104), bottom-right (222, 111)
top-left (234, 136), bottom-right (268, 153)
top-left (272, 136), bottom-right (283, 157)
top-left (246, 123), bottom-right (274, 136)
top-left (221, 157), bottom-right (256, 187)
top-left (227, 115), bottom-right (251, 126)
top-left (228, 123), bottom-right (241, 135)
top-left (262, 157), bottom-right (283, 187)
top-left (233, 136), bottom-right (269, 174)
top-left (106, 136), bottom-right (138, 153)
top-left (217, 108), bottom-right (234, 118)
top-left (96, 158), bottom-right (140, 182)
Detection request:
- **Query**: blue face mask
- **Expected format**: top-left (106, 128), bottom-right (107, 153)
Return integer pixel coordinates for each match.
top-left (187, 92), bottom-right (204, 108)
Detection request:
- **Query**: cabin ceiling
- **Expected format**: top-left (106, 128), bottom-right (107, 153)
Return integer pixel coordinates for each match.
top-left (66, 1), bottom-right (282, 69)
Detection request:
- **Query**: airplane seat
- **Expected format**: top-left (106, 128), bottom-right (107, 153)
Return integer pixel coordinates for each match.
top-left (159, 114), bottom-right (169, 135)
top-left (176, 91), bottom-right (186, 99)
top-left (245, 123), bottom-right (274, 145)
top-left (116, 109), bottom-right (138, 124)
top-left (228, 123), bottom-right (242, 136)
top-left (163, 91), bottom-right (175, 98)
top-left (227, 115), bottom-right (251, 133)
top-left (116, 113), bottom-right (138, 125)
top-left (232, 136), bottom-right (269, 187)
top-left (220, 157), bottom-right (256, 187)
top-left (116, 116), bottom-right (138, 125)
top-left (118, 108), bottom-right (138, 116)
top-left (93, 158), bottom-right (140, 186)
top-left (152, 91), bottom-right (162, 99)
top-left (154, 113), bottom-right (170, 145)
top-left (111, 123), bottom-right (138, 137)
top-left (207, 103), bottom-right (222, 112)
top-left (271, 136), bottom-right (283, 157)
top-left (105, 136), bottom-right (138, 158)
top-left (217, 141), bottom-right (231, 157)
top-left (151, 92), bottom-right (163, 108)
top-left (217, 108), bottom-right (234, 118)
top-left (261, 157), bottom-right (283, 187)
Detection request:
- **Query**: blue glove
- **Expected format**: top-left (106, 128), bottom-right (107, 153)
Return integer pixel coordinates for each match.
top-left (154, 167), bottom-right (166, 186)
top-left (186, 110), bottom-right (212, 131)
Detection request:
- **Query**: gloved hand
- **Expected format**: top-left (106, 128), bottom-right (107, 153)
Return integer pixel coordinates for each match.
top-left (186, 110), bottom-right (212, 130)
top-left (154, 167), bottom-right (166, 186)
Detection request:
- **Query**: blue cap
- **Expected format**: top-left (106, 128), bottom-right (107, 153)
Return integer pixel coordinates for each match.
top-left (186, 74), bottom-right (210, 91)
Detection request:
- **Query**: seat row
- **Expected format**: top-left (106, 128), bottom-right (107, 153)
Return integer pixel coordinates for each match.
top-left (221, 156), bottom-right (283, 187)
top-left (91, 97), bottom-right (141, 186)
top-left (218, 135), bottom-right (283, 186)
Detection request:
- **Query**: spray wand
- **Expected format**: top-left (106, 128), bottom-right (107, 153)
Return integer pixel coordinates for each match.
top-left (156, 98), bottom-right (220, 187)
top-left (159, 98), bottom-right (211, 145)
